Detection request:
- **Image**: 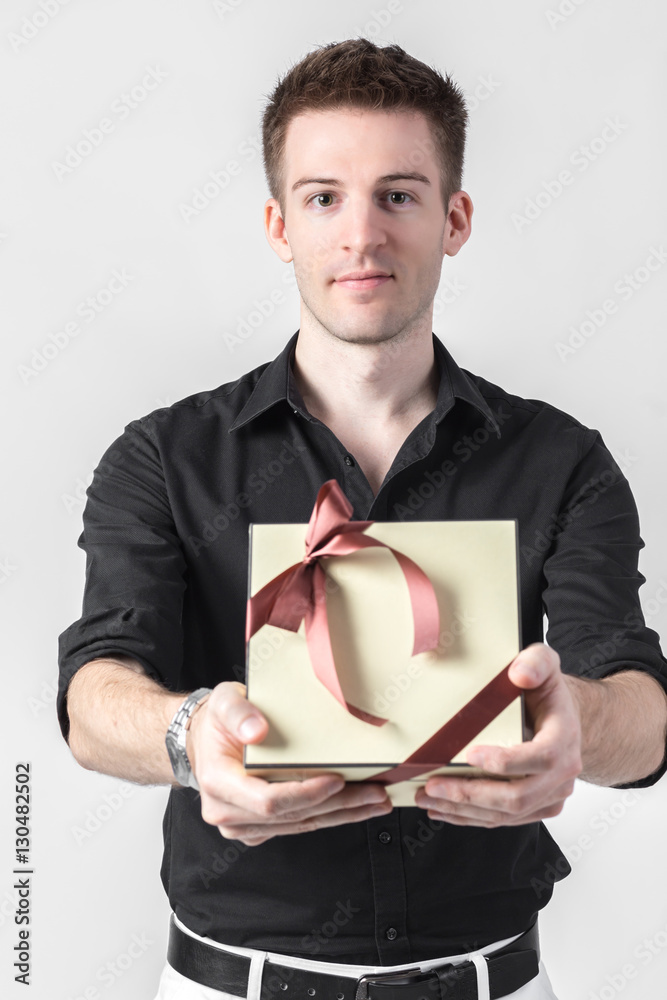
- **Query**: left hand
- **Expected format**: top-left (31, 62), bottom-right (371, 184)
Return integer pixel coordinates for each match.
top-left (414, 643), bottom-right (583, 827)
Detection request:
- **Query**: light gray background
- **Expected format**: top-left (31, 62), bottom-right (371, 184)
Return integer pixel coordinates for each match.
top-left (2, 1), bottom-right (667, 998)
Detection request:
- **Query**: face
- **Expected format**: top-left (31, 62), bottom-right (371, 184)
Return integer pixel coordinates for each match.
top-left (264, 107), bottom-right (472, 347)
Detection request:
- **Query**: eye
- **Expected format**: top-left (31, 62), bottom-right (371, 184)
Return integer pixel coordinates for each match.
top-left (387, 191), bottom-right (412, 205)
top-left (306, 190), bottom-right (414, 208)
top-left (309, 193), bottom-right (335, 208)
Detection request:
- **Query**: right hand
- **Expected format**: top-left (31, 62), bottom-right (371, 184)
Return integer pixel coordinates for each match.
top-left (187, 681), bottom-right (393, 845)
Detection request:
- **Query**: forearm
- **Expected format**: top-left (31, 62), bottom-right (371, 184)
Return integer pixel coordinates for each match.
top-left (66, 656), bottom-right (184, 785)
top-left (565, 669), bottom-right (667, 785)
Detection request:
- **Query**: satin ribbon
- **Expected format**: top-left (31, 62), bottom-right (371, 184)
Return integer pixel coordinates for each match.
top-left (246, 479), bottom-right (441, 726)
top-left (371, 660), bottom-right (519, 785)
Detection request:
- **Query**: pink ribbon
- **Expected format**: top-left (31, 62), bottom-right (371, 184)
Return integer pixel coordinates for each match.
top-left (246, 479), bottom-right (441, 726)
top-left (370, 661), bottom-right (520, 784)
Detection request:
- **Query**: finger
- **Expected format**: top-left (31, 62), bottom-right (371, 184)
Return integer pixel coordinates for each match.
top-left (464, 730), bottom-right (581, 778)
top-left (199, 769), bottom-right (351, 826)
top-left (218, 798), bottom-right (395, 845)
top-left (507, 643), bottom-right (561, 693)
top-left (203, 778), bottom-right (390, 827)
top-left (207, 681), bottom-right (269, 747)
top-left (423, 795), bottom-right (570, 828)
top-left (199, 684), bottom-right (393, 823)
top-left (417, 774), bottom-right (575, 821)
top-left (197, 684), bottom-right (352, 817)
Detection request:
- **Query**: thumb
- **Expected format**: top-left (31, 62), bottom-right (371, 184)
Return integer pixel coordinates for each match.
top-left (216, 681), bottom-right (269, 744)
top-left (237, 712), bottom-right (268, 743)
top-left (508, 643), bottom-right (560, 692)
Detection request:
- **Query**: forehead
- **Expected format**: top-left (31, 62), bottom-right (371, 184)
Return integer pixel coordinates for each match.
top-left (282, 108), bottom-right (437, 180)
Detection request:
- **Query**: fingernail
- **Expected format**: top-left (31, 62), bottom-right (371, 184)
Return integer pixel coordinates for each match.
top-left (513, 659), bottom-right (537, 682)
top-left (239, 717), bottom-right (263, 740)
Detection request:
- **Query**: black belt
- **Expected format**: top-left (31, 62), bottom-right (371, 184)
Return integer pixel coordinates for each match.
top-left (167, 915), bottom-right (540, 1000)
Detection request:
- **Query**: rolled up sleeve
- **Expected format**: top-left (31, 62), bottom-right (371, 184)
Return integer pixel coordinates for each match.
top-left (542, 427), bottom-right (667, 787)
top-left (57, 418), bottom-right (187, 742)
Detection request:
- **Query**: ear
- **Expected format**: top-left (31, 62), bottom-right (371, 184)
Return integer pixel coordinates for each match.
top-left (442, 191), bottom-right (474, 258)
top-left (264, 198), bottom-right (293, 263)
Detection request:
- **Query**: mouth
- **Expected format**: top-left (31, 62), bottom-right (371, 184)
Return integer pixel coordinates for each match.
top-left (335, 272), bottom-right (393, 290)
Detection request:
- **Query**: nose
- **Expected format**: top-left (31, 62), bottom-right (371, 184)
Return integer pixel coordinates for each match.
top-left (339, 196), bottom-right (388, 255)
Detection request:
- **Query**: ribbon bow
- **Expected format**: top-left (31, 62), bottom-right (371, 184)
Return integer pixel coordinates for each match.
top-left (246, 479), bottom-right (441, 725)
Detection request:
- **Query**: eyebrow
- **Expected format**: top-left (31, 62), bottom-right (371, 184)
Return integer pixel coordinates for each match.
top-left (291, 171), bottom-right (431, 193)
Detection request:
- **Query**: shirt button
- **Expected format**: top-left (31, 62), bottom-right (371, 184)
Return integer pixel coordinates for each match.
top-left (378, 831), bottom-right (391, 844)
top-left (385, 927), bottom-right (398, 941)
top-left (344, 455), bottom-right (354, 466)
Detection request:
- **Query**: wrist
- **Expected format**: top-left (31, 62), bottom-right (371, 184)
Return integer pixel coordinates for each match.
top-left (165, 688), bottom-right (212, 789)
top-left (184, 693), bottom-right (210, 778)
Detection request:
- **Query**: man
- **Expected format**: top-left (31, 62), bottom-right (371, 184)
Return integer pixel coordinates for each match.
top-left (57, 38), bottom-right (667, 1000)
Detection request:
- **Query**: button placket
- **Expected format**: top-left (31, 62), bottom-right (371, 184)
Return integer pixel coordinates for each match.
top-left (365, 813), bottom-right (409, 961)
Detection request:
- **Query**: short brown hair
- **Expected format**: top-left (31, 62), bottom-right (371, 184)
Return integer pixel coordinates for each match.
top-left (261, 38), bottom-right (468, 216)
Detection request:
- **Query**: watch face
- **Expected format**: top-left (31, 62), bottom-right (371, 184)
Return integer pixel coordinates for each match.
top-left (166, 734), bottom-right (188, 783)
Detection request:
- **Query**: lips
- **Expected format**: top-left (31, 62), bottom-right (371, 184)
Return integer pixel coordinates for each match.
top-left (335, 271), bottom-right (393, 289)
top-left (337, 270), bottom-right (391, 281)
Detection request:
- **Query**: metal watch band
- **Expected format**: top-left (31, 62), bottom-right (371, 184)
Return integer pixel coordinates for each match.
top-left (165, 687), bottom-right (212, 790)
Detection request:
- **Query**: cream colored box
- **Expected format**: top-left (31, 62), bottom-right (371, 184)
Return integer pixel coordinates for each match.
top-left (244, 519), bottom-right (525, 806)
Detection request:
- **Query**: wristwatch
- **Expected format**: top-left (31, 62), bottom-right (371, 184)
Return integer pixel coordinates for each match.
top-left (165, 688), bottom-right (212, 790)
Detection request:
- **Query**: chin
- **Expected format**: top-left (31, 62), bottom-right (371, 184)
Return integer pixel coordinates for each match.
top-left (326, 323), bottom-right (401, 346)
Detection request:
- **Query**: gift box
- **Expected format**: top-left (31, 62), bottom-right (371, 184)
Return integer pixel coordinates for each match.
top-left (244, 480), bottom-right (525, 806)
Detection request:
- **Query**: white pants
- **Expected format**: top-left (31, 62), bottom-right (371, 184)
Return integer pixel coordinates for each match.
top-left (152, 914), bottom-right (559, 1000)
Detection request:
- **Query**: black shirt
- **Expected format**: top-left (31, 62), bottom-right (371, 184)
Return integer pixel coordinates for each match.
top-left (57, 330), bottom-right (667, 963)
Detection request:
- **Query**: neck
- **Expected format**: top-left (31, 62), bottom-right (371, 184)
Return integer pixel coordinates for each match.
top-left (291, 327), bottom-right (439, 427)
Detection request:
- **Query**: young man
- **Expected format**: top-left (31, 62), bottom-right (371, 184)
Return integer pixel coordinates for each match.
top-left (58, 39), bottom-right (667, 1000)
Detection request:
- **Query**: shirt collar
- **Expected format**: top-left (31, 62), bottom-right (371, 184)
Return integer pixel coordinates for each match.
top-left (228, 330), bottom-right (501, 437)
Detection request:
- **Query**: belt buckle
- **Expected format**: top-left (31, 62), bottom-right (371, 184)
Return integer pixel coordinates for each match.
top-left (354, 966), bottom-right (440, 1000)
